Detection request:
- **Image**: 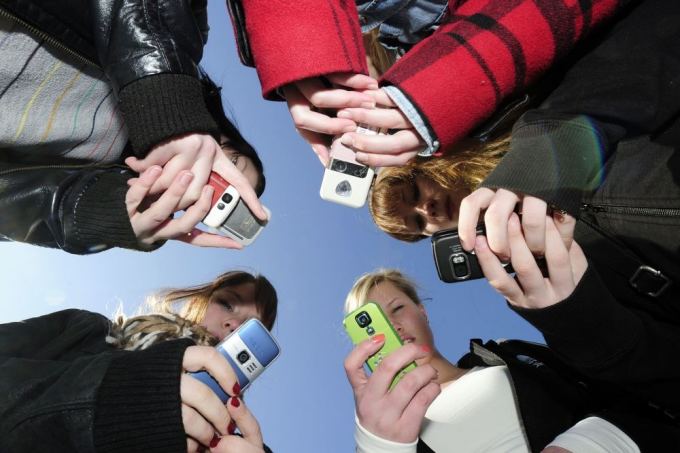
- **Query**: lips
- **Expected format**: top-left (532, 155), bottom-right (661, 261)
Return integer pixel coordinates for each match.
top-left (401, 336), bottom-right (415, 344)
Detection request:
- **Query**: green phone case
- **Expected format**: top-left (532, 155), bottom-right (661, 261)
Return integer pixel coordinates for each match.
top-left (343, 302), bottom-right (417, 389)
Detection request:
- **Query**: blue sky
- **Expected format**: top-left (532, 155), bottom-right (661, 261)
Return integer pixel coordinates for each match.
top-left (0, 3), bottom-right (543, 451)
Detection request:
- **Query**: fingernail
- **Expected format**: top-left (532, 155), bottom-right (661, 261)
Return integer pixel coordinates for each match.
top-left (148, 166), bottom-right (162, 176)
top-left (340, 134), bottom-right (354, 147)
top-left (343, 123), bottom-right (357, 133)
top-left (209, 435), bottom-right (221, 448)
top-left (475, 236), bottom-right (485, 248)
top-left (368, 82), bottom-right (379, 90)
top-left (371, 333), bottom-right (385, 344)
top-left (360, 101), bottom-right (375, 109)
top-left (231, 397), bottom-right (241, 408)
top-left (232, 382), bottom-right (241, 396)
top-left (421, 345), bottom-right (432, 353)
top-left (180, 172), bottom-right (194, 185)
top-left (355, 152), bottom-right (367, 163)
top-left (336, 110), bottom-right (352, 119)
top-left (227, 420), bottom-right (236, 435)
top-left (197, 447), bottom-right (206, 453)
top-left (203, 185), bottom-right (214, 196)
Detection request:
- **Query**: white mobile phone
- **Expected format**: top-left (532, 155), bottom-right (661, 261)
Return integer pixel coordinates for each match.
top-left (319, 124), bottom-right (383, 208)
top-left (202, 172), bottom-right (270, 246)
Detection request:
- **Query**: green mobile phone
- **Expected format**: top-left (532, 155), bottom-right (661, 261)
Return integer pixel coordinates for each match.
top-left (343, 302), bottom-right (417, 389)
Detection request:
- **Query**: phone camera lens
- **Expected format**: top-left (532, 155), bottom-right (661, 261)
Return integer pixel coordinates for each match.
top-left (353, 166), bottom-right (368, 178)
top-left (221, 193), bottom-right (233, 204)
top-left (355, 311), bottom-right (372, 328)
top-left (450, 253), bottom-right (471, 280)
top-left (332, 160), bottom-right (348, 173)
top-left (237, 350), bottom-right (250, 364)
top-left (217, 203), bottom-right (225, 210)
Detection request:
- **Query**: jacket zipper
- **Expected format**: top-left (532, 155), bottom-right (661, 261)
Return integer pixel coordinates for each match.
top-left (582, 203), bottom-right (680, 217)
top-left (0, 7), bottom-right (99, 68)
top-left (0, 163), bottom-right (128, 177)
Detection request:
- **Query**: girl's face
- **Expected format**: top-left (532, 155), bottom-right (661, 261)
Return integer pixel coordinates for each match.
top-left (220, 139), bottom-right (259, 191)
top-left (392, 176), bottom-right (467, 236)
top-left (366, 281), bottom-right (435, 364)
top-left (201, 282), bottom-right (261, 341)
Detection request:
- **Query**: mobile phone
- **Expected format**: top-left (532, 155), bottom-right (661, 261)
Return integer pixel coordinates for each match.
top-left (343, 302), bottom-right (417, 389)
top-left (202, 172), bottom-right (270, 246)
top-left (190, 318), bottom-right (281, 402)
top-left (431, 226), bottom-right (514, 283)
top-left (319, 124), bottom-right (383, 208)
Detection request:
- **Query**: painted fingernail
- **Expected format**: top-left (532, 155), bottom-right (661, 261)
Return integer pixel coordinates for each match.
top-left (197, 447), bottom-right (206, 453)
top-left (232, 382), bottom-right (241, 396)
top-left (421, 345), bottom-right (432, 353)
top-left (180, 172), bottom-right (194, 185)
top-left (228, 420), bottom-right (236, 435)
top-left (371, 333), bottom-right (385, 344)
top-left (209, 434), bottom-right (221, 448)
top-left (231, 396), bottom-right (241, 408)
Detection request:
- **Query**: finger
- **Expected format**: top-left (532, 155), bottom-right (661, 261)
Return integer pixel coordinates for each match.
top-left (125, 155), bottom-right (155, 173)
top-left (136, 171), bottom-right (193, 233)
top-left (367, 343), bottom-right (429, 396)
top-left (475, 235), bottom-right (525, 304)
top-left (226, 397), bottom-right (263, 447)
top-left (568, 240), bottom-right (588, 283)
top-left (125, 166), bottom-right (162, 216)
top-left (337, 107), bottom-right (411, 130)
top-left (507, 213), bottom-right (546, 296)
top-left (297, 127), bottom-right (331, 166)
top-left (386, 364), bottom-right (438, 413)
top-left (484, 189), bottom-right (520, 259)
top-left (340, 130), bottom-right (422, 155)
top-left (186, 436), bottom-right (200, 453)
top-left (286, 87), bottom-right (357, 135)
top-left (458, 188), bottom-right (495, 251)
top-left (183, 346), bottom-right (240, 403)
top-left (175, 228), bottom-right (244, 250)
top-left (327, 72), bottom-right (379, 90)
top-left (355, 150), bottom-right (418, 167)
top-left (544, 217), bottom-right (575, 298)
top-left (552, 210), bottom-right (576, 250)
top-left (363, 89), bottom-right (396, 107)
top-left (399, 381), bottom-right (441, 431)
top-left (181, 374), bottom-right (231, 436)
top-left (521, 196), bottom-right (548, 256)
top-left (182, 402), bottom-right (217, 447)
top-left (178, 144), bottom-right (217, 210)
top-left (127, 177), bottom-right (138, 187)
top-left (344, 334), bottom-right (386, 391)
top-left (298, 78), bottom-right (375, 109)
top-left (211, 153), bottom-right (268, 221)
top-left (150, 185), bottom-right (213, 242)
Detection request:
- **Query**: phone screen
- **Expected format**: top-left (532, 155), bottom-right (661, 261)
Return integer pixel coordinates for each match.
top-left (220, 198), bottom-right (267, 240)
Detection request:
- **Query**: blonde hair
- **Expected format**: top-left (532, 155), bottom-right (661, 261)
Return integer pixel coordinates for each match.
top-left (363, 29), bottom-right (398, 77)
top-left (345, 269), bottom-right (422, 314)
top-left (369, 135), bottom-right (510, 242)
top-left (107, 312), bottom-right (217, 350)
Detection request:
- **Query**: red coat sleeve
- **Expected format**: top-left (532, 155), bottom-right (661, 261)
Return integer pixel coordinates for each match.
top-left (237, 0), bottom-right (368, 99)
top-left (381, 0), bottom-right (624, 154)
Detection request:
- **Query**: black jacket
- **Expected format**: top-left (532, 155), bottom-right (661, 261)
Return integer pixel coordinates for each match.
top-left (481, 0), bottom-right (680, 418)
top-left (0, 0), bottom-right (220, 253)
top-left (0, 309), bottom-right (193, 452)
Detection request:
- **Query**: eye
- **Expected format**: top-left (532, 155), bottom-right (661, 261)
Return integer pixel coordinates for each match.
top-left (393, 305), bottom-right (404, 313)
top-left (216, 298), bottom-right (234, 312)
top-left (231, 155), bottom-right (239, 166)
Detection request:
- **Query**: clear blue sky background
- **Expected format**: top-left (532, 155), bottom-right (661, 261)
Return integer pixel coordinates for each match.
top-left (0, 3), bottom-right (543, 452)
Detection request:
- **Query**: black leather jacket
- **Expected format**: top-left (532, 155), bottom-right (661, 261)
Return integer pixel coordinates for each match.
top-left (0, 0), bottom-right (218, 253)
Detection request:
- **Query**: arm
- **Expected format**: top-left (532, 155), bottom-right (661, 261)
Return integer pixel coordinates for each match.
top-left (381, 0), bottom-right (628, 154)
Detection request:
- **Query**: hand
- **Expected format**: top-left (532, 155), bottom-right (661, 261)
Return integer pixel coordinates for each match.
top-left (282, 73), bottom-right (378, 165)
top-left (458, 188), bottom-right (555, 260)
top-left (476, 212), bottom-right (587, 310)
top-left (338, 89), bottom-right (425, 167)
top-left (344, 334), bottom-right (440, 443)
top-left (180, 346), bottom-right (240, 452)
top-left (209, 397), bottom-right (265, 453)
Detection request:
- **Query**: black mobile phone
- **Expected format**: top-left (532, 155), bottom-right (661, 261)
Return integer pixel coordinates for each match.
top-left (431, 226), bottom-right (514, 283)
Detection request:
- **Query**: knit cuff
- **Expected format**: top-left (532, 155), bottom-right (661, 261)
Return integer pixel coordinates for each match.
top-left (71, 171), bottom-right (156, 252)
top-left (94, 339), bottom-right (194, 453)
top-left (118, 74), bottom-right (219, 157)
top-left (481, 113), bottom-right (608, 217)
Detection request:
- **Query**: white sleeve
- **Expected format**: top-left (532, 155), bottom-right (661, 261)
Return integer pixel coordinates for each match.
top-left (355, 415), bottom-right (419, 453)
top-left (547, 416), bottom-right (640, 453)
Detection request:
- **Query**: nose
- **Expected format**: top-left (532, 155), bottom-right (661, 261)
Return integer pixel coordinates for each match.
top-left (223, 317), bottom-right (243, 334)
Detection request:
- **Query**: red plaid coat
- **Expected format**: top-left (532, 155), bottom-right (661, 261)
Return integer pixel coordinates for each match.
top-left (233, 0), bottom-right (625, 153)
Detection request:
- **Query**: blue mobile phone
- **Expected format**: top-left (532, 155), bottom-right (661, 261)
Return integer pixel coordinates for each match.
top-left (190, 318), bottom-right (281, 402)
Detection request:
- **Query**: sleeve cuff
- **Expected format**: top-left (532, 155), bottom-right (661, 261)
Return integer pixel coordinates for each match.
top-left (509, 263), bottom-right (643, 369)
top-left (382, 86), bottom-right (439, 157)
top-left (355, 415), bottom-right (418, 453)
top-left (94, 339), bottom-right (194, 452)
top-left (118, 74), bottom-right (219, 157)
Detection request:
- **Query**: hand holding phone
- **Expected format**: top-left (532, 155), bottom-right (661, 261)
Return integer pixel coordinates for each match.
top-left (202, 172), bottom-right (270, 246)
top-left (190, 318), bottom-right (280, 402)
top-left (319, 124), bottom-right (383, 208)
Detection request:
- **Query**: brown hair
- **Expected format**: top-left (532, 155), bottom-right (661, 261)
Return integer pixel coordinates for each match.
top-left (345, 269), bottom-right (422, 314)
top-left (151, 270), bottom-right (278, 330)
top-left (363, 29), bottom-right (398, 77)
top-left (369, 135), bottom-right (511, 242)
